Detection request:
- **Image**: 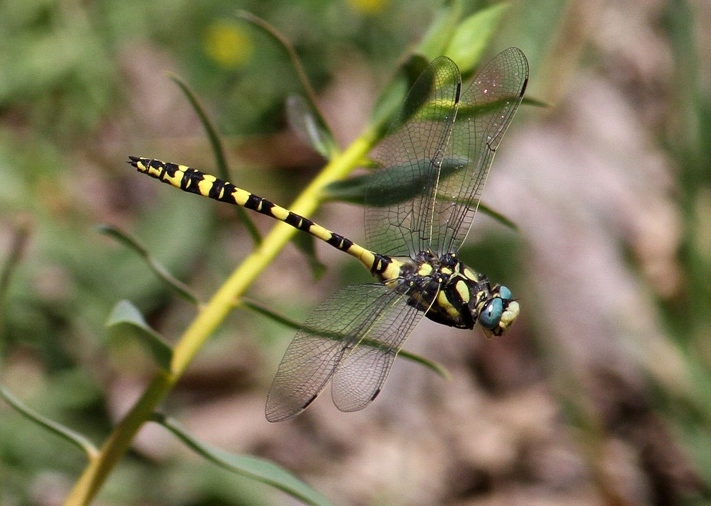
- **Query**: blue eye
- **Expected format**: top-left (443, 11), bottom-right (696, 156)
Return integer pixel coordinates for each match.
top-left (479, 298), bottom-right (503, 329)
top-left (498, 286), bottom-right (512, 301)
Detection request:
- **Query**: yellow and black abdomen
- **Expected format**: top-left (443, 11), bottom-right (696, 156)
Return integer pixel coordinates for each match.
top-left (128, 156), bottom-right (398, 280)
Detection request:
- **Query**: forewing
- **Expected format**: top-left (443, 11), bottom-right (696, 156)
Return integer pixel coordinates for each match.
top-left (366, 56), bottom-right (462, 257)
top-left (331, 287), bottom-right (427, 412)
top-left (432, 47), bottom-right (528, 254)
top-left (265, 284), bottom-right (409, 422)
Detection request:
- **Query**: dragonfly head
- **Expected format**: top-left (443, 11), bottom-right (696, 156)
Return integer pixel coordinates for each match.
top-left (477, 285), bottom-right (519, 337)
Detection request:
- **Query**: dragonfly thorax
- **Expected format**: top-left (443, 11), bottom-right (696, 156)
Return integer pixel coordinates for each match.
top-left (392, 251), bottom-right (519, 336)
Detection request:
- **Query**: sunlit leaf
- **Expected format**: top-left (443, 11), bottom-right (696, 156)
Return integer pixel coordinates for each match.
top-left (369, 54), bottom-right (430, 138)
top-left (416, 0), bottom-right (464, 60)
top-left (445, 3), bottom-right (509, 74)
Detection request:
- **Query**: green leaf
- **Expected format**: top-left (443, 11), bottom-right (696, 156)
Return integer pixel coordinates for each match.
top-left (324, 161), bottom-right (517, 231)
top-left (0, 385), bottom-right (99, 459)
top-left (323, 156), bottom-right (469, 206)
top-left (478, 203), bottom-right (518, 231)
top-left (168, 74), bottom-right (262, 245)
top-left (241, 298), bottom-right (303, 330)
top-left (416, 0), bottom-right (464, 60)
top-left (105, 300), bottom-right (173, 370)
top-left (445, 3), bottom-right (510, 74)
top-left (398, 349), bottom-right (450, 380)
top-left (286, 95), bottom-right (338, 159)
top-left (369, 54), bottom-right (430, 139)
top-left (368, 3), bottom-right (516, 146)
top-left (98, 224), bottom-right (201, 305)
top-left (455, 94), bottom-right (524, 121)
top-left (236, 10), bottom-right (339, 160)
top-left (0, 219), bottom-right (31, 343)
top-left (522, 95), bottom-right (551, 109)
top-left (152, 413), bottom-right (335, 506)
top-left (292, 232), bottom-right (327, 280)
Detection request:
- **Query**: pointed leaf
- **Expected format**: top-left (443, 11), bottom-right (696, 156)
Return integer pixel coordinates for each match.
top-left (324, 162), bottom-right (517, 231)
top-left (397, 349), bottom-right (450, 380)
top-left (416, 0), bottom-right (464, 60)
top-left (105, 300), bottom-right (173, 370)
top-left (152, 413), bottom-right (334, 506)
top-left (369, 54), bottom-right (431, 138)
top-left (98, 225), bottom-right (201, 305)
top-left (455, 94), bottom-right (526, 121)
top-left (523, 95), bottom-right (550, 108)
top-left (0, 385), bottom-right (98, 458)
top-left (445, 3), bottom-right (510, 74)
top-left (286, 95), bottom-right (338, 159)
top-left (478, 203), bottom-right (518, 231)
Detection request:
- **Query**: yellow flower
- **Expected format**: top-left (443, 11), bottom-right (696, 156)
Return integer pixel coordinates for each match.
top-left (204, 20), bottom-right (253, 69)
top-left (347, 0), bottom-right (389, 15)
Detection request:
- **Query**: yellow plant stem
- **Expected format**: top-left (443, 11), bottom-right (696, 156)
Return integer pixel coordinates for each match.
top-left (64, 372), bottom-right (172, 504)
top-left (65, 129), bottom-right (377, 506)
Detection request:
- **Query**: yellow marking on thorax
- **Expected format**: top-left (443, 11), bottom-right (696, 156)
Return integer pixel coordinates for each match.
top-left (455, 279), bottom-right (470, 303)
top-left (463, 268), bottom-right (479, 281)
top-left (437, 291), bottom-right (460, 318)
top-left (417, 264), bottom-right (433, 276)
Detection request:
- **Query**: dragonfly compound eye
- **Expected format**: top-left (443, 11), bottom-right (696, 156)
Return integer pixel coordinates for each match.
top-left (479, 297), bottom-right (504, 330)
top-left (498, 285), bottom-right (512, 301)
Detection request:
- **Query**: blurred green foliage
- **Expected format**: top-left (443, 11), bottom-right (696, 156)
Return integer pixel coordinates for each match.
top-left (1, 0), bottom-right (710, 504)
top-left (0, 1), bottom-right (508, 503)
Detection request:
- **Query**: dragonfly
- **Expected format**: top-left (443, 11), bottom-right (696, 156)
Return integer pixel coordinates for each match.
top-left (129, 47), bottom-right (528, 422)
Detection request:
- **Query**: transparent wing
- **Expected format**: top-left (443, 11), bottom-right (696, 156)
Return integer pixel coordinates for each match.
top-left (265, 283), bottom-right (424, 422)
top-left (365, 48), bottom-right (528, 257)
top-left (331, 288), bottom-right (426, 412)
top-left (366, 56), bottom-right (462, 257)
top-left (434, 47), bottom-right (528, 254)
